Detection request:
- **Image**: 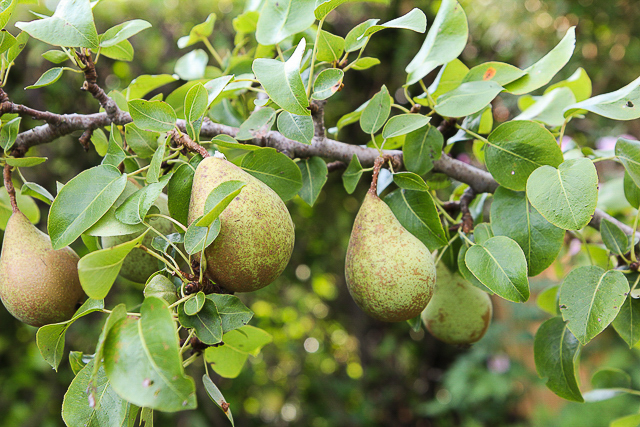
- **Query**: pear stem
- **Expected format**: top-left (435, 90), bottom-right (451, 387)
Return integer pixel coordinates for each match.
top-left (169, 129), bottom-right (210, 158)
top-left (3, 164), bottom-right (17, 212)
top-left (369, 157), bottom-right (384, 196)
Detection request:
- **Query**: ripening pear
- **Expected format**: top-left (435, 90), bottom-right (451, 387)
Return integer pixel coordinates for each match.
top-left (101, 192), bottom-right (173, 283)
top-left (188, 157), bottom-right (295, 292)
top-left (0, 210), bottom-right (85, 326)
top-left (421, 263), bottom-right (492, 345)
top-left (345, 189), bottom-right (436, 322)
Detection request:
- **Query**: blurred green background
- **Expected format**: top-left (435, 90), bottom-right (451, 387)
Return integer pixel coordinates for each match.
top-left (2, 0), bottom-right (640, 426)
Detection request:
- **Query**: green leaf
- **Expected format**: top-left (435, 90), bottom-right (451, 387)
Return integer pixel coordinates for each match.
top-left (537, 284), bottom-right (560, 316)
top-left (184, 217), bottom-right (220, 255)
top-left (5, 30), bottom-right (28, 64)
top-left (591, 368), bottom-right (631, 390)
top-left (253, 39), bottom-right (310, 116)
top-left (514, 87), bottom-right (577, 128)
top-left (316, 30), bottom-right (344, 63)
top-left (202, 374), bottom-right (235, 426)
top-left (465, 236), bottom-right (530, 302)
top-left (405, 0), bottom-right (468, 85)
top-left (174, 49), bottom-right (208, 81)
top-left (505, 27), bottom-right (576, 95)
top-left (616, 138), bottom-right (640, 188)
top-left (434, 81), bottom-right (502, 118)
top-left (205, 326), bottom-right (272, 378)
top-left (456, 244), bottom-right (491, 293)
top-left (473, 223), bottom-right (493, 244)
top-left (559, 266), bottom-right (628, 345)
top-left (178, 13), bottom-right (216, 48)
top-left (382, 114), bottom-right (430, 139)
top-left (233, 10), bottom-right (258, 34)
top-left (351, 57), bottom-right (380, 71)
top-left (178, 299), bottom-right (223, 344)
top-left (344, 18), bottom-right (378, 52)
top-left (312, 68), bottom-right (344, 100)
top-left (168, 156), bottom-right (201, 226)
top-left (342, 154), bottom-right (363, 194)
top-left (624, 171), bottom-right (640, 209)
top-left (207, 294), bottom-right (254, 334)
top-left (534, 316), bottom-right (583, 402)
top-left (62, 360), bottom-right (129, 427)
top-left (360, 85), bottom-right (391, 134)
top-left (15, 0), bottom-right (98, 48)
top-left (144, 275), bottom-right (178, 304)
top-left (402, 125), bottom-right (443, 175)
top-left (611, 414), bottom-right (640, 427)
top-left (184, 82), bottom-right (208, 141)
top-left (204, 75), bottom-right (234, 106)
top-left (20, 181), bottom-right (54, 204)
top-left (104, 297), bottom-right (197, 411)
top-left (298, 157), bottom-right (328, 206)
top-left (0, 0), bottom-right (16, 30)
top-left (384, 188), bottom-right (447, 250)
top-left (392, 172), bottom-right (429, 191)
top-left (0, 116), bottom-right (20, 152)
top-left (146, 136), bottom-right (166, 185)
top-left (361, 7), bottom-right (426, 39)
top-left (0, 186), bottom-right (39, 230)
top-left (236, 107), bottom-right (277, 140)
top-left (91, 304), bottom-right (128, 383)
top-left (124, 123), bottom-right (159, 158)
top-left (545, 67), bottom-right (592, 103)
top-left (4, 156), bottom-right (47, 167)
top-left (48, 165), bottom-right (127, 249)
top-left (0, 30), bottom-right (16, 54)
top-left (486, 120), bottom-right (564, 191)
top-left (25, 67), bottom-right (63, 89)
top-left (462, 61), bottom-right (525, 86)
top-left (78, 233), bottom-right (145, 299)
top-left (100, 125), bottom-right (125, 168)
top-left (423, 59), bottom-right (469, 101)
top-left (196, 180), bottom-right (246, 227)
top-left (564, 75), bottom-right (640, 120)
top-left (613, 286), bottom-right (640, 348)
top-left (526, 158), bottom-right (598, 230)
top-left (100, 19), bottom-right (151, 47)
top-left (125, 74), bottom-right (178, 100)
top-left (128, 99), bottom-right (177, 132)
top-left (100, 39), bottom-right (134, 61)
top-left (241, 147), bottom-right (303, 201)
top-left (184, 291), bottom-right (206, 316)
top-left (490, 187), bottom-right (564, 276)
top-left (256, 0), bottom-right (315, 45)
top-left (314, 0), bottom-right (389, 21)
top-left (601, 218), bottom-right (631, 256)
top-left (277, 111), bottom-right (314, 145)
top-left (115, 176), bottom-right (170, 225)
top-left (36, 299), bottom-right (104, 370)
top-left (42, 49), bottom-right (68, 63)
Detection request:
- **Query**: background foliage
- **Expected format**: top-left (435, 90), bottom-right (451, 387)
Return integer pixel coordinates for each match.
top-left (2, 0), bottom-right (640, 426)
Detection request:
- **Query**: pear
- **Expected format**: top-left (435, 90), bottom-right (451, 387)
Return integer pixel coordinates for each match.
top-left (188, 157), bottom-right (295, 292)
top-left (0, 210), bottom-right (85, 326)
top-left (422, 264), bottom-right (492, 345)
top-left (101, 192), bottom-right (174, 283)
top-left (345, 190), bottom-right (436, 322)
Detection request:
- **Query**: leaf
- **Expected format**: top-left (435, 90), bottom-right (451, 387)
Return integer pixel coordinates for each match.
top-left (5, 156), bottom-right (47, 167)
top-left (465, 236), bottom-right (530, 302)
top-left (564, 75), bottom-right (640, 120)
top-left (146, 135), bottom-right (166, 184)
top-left (351, 57), bottom-right (380, 71)
top-left (613, 290), bottom-right (640, 348)
top-left (456, 244), bottom-right (492, 293)
top-left (100, 125), bottom-right (125, 168)
top-left (344, 18), bottom-right (378, 52)
top-left (207, 294), bottom-right (254, 334)
top-left (486, 120), bottom-right (564, 191)
top-left (62, 360), bottom-right (129, 427)
top-left (36, 299), bottom-right (104, 370)
top-left (48, 165), bottom-right (127, 249)
top-left (178, 299), bottom-right (223, 344)
top-left (314, 0), bottom-right (389, 20)
top-left (236, 107), bottom-right (277, 140)
top-left (392, 172), bottom-right (429, 191)
top-left (342, 154), bottom-right (363, 194)
top-left (25, 67), bottom-right (63, 89)
top-left (277, 111), bottom-right (314, 145)
top-left (0, 30), bottom-right (16, 55)
top-left (124, 123), bottom-right (159, 158)
top-left (205, 326), bottom-right (272, 378)
top-left (384, 188), bottom-right (447, 250)
top-left (537, 284), bottom-right (560, 316)
top-left (253, 38), bottom-right (310, 116)
top-left (241, 147), bottom-right (303, 201)
top-left (103, 297), bottom-right (197, 411)
top-left (526, 158), bottom-right (598, 230)
top-left (434, 81), bottom-right (503, 118)
top-left (20, 181), bottom-right (54, 204)
top-left (177, 13), bottom-right (216, 48)
top-left (0, 0), bottom-right (16, 30)
top-left (5, 30), bottom-right (28, 64)
top-left (144, 275), bottom-right (178, 304)
top-left (298, 157), bottom-right (328, 206)
top-left (184, 217), bottom-right (220, 255)
top-left (78, 233), bottom-right (145, 299)
top-left (312, 68), bottom-right (344, 100)
top-left (202, 374), bottom-right (235, 426)
top-left (128, 99), bottom-right (177, 132)
top-left (616, 137), bottom-right (640, 188)
top-left (125, 74), bottom-right (178, 100)
top-left (168, 156), bottom-right (202, 226)
top-left (316, 30), bottom-right (344, 63)
top-left (255, 0), bottom-right (315, 46)
top-left (462, 61), bottom-right (525, 86)
top-left (402, 125), bottom-right (443, 176)
top-left (91, 304), bottom-right (128, 383)
top-left (115, 176), bottom-right (170, 225)
top-left (100, 39), bottom-right (134, 61)
top-left (559, 266), bottom-right (628, 345)
top-left (423, 59), bottom-right (469, 101)
top-left (15, 0), bottom-right (99, 48)
top-left (382, 114), bottom-right (430, 139)
top-left (184, 291), bottom-right (206, 316)
top-left (601, 218), bottom-right (631, 256)
top-left (624, 171), bottom-right (640, 209)
top-left (204, 75), bottom-right (234, 106)
top-left (473, 223), bottom-right (493, 244)
top-left (100, 19), bottom-right (151, 47)
top-left (534, 316), bottom-right (583, 402)
top-left (505, 27), bottom-right (576, 95)
top-left (196, 180), bottom-right (246, 227)
top-left (405, 0), bottom-right (468, 85)
top-left (174, 49), bottom-right (208, 81)
top-left (184, 82), bottom-right (208, 141)
top-left (360, 85), bottom-right (391, 134)
top-left (361, 7), bottom-right (426, 39)
top-left (490, 187), bottom-right (564, 276)
top-left (546, 67), bottom-right (592, 103)
top-left (0, 116), bottom-right (20, 152)
top-left (611, 414), bottom-right (640, 427)
top-left (514, 87), bottom-right (577, 128)
top-left (0, 187), bottom-right (39, 230)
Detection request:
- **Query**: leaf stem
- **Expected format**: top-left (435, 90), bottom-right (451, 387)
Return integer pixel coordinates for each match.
top-left (146, 214), bottom-right (188, 233)
top-left (457, 229), bottom-right (475, 246)
top-left (169, 294), bottom-right (193, 310)
top-left (144, 220), bottom-right (192, 273)
top-left (307, 18), bottom-right (325, 99)
top-left (202, 38), bottom-right (225, 68)
top-left (392, 103), bottom-right (411, 114)
top-left (182, 352), bottom-right (199, 368)
top-left (632, 209), bottom-right (640, 262)
top-left (455, 124), bottom-right (489, 144)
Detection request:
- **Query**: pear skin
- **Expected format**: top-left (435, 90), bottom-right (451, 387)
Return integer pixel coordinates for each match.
top-left (345, 191), bottom-right (435, 322)
top-left (188, 157), bottom-right (295, 292)
top-left (422, 264), bottom-right (492, 345)
top-left (0, 211), bottom-right (85, 326)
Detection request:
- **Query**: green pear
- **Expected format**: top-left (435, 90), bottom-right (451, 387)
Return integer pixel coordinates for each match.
top-left (0, 211), bottom-right (85, 326)
top-left (422, 264), bottom-right (492, 345)
top-left (188, 157), bottom-right (295, 292)
top-left (345, 191), bottom-right (435, 322)
top-left (101, 192), bottom-right (173, 283)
